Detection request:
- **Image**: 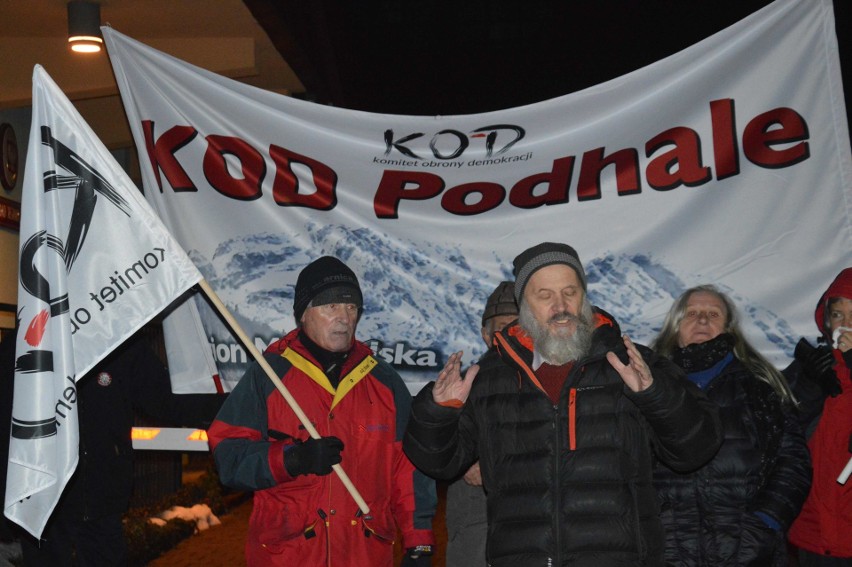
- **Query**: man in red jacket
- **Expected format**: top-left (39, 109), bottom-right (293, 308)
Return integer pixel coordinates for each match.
top-left (208, 256), bottom-right (436, 567)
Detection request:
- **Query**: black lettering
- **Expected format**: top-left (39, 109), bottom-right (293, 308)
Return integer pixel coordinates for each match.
top-left (143, 252), bottom-right (159, 269)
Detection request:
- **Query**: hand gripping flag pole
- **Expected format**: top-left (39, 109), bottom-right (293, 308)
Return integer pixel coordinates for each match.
top-left (197, 279), bottom-right (370, 515)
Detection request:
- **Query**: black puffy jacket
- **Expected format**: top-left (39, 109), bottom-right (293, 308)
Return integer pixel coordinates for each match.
top-left (654, 358), bottom-right (811, 566)
top-left (404, 309), bottom-right (722, 566)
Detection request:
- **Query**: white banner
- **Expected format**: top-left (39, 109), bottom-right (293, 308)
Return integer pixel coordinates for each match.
top-left (104, 0), bottom-right (852, 395)
top-left (5, 67), bottom-right (201, 538)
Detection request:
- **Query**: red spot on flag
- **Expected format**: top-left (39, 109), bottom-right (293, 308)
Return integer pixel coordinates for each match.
top-left (212, 374), bottom-right (224, 394)
top-left (24, 309), bottom-right (49, 346)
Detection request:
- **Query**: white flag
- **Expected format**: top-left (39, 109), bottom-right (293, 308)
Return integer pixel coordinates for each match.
top-left (4, 66), bottom-right (202, 538)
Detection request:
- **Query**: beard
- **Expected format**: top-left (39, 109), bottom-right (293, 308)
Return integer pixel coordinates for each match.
top-left (519, 299), bottom-right (595, 365)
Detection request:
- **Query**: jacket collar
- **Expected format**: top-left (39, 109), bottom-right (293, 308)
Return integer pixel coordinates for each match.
top-left (498, 307), bottom-right (620, 361)
top-left (265, 328), bottom-right (373, 371)
top-left (493, 306), bottom-right (621, 388)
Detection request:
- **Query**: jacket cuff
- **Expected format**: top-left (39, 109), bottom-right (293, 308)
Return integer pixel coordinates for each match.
top-left (269, 440), bottom-right (294, 483)
top-left (753, 511), bottom-right (782, 532)
top-left (401, 529), bottom-right (435, 550)
top-left (412, 383), bottom-right (464, 423)
top-left (622, 374), bottom-right (662, 405)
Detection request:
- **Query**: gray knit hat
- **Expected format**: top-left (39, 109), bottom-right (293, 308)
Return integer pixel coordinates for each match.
top-left (481, 281), bottom-right (518, 326)
top-left (512, 242), bottom-right (586, 303)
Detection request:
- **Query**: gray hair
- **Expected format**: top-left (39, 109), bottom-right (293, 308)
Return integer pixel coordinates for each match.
top-left (519, 294), bottom-right (595, 365)
top-left (651, 284), bottom-right (795, 405)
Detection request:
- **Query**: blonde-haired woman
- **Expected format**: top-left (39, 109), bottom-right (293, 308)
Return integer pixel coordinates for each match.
top-left (652, 285), bottom-right (811, 566)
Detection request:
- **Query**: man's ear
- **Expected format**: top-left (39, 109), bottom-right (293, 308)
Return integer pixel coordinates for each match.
top-left (480, 326), bottom-right (491, 347)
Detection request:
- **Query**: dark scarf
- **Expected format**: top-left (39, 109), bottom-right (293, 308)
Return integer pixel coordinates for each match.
top-left (672, 333), bottom-right (737, 390)
top-left (298, 330), bottom-right (351, 389)
top-left (672, 333), bottom-right (736, 372)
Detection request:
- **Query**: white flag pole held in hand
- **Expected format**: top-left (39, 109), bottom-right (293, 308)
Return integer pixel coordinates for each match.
top-left (197, 280), bottom-right (370, 515)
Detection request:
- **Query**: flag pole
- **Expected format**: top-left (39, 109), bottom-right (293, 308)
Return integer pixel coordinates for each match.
top-left (197, 278), bottom-right (370, 515)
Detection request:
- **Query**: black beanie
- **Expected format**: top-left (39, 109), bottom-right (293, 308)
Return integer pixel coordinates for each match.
top-left (293, 256), bottom-right (363, 323)
top-left (512, 242), bottom-right (586, 303)
top-left (482, 281), bottom-right (518, 326)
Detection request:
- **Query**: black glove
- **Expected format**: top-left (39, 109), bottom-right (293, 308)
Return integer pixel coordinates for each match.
top-left (400, 546), bottom-right (433, 567)
top-left (795, 338), bottom-right (840, 397)
top-left (283, 436), bottom-right (344, 477)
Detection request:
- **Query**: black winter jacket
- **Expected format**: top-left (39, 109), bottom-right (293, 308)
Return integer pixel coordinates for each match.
top-left (654, 358), bottom-right (811, 566)
top-left (404, 310), bottom-right (722, 566)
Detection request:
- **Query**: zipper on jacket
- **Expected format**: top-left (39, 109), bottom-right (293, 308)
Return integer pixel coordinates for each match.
top-left (324, 413), bottom-right (333, 567)
top-left (568, 388), bottom-right (577, 451)
top-left (552, 403), bottom-right (562, 567)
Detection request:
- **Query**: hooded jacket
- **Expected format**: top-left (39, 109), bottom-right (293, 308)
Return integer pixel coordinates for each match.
top-left (207, 329), bottom-right (435, 567)
top-left (788, 268), bottom-right (852, 557)
top-left (404, 308), bottom-right (722, 566)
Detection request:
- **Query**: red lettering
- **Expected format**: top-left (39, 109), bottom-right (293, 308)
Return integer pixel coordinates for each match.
top-left (141, 121), bottom-right (198, 192)
top-left (269, 145), bottom-right (338, 209)
top-left (646, 127), bottom-right (712, 190)
top-left (441, 182), bottom-right (505, 215)
top-left (710, 98), bottom-right (740, 180)
top-left (140, 98), bottom-right (812, 220)
top-left (509, 157), bottom-right (574, 208)
top-left (374, 171), bottom-right (445, 219)
top-left (577, 148), bottom-right (640, 200)
top-left (203, 135), bottom-right (265, 200)
top-left (743, 108), bottom-right (810, 168)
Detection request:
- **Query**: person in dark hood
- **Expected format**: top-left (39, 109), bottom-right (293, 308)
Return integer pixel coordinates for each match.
top-left (652, 285), bottom-right (811, 566)
top-left (788, 267), bottom-right (852, 565)
top-left (404, 242), bottom-right (722, 566)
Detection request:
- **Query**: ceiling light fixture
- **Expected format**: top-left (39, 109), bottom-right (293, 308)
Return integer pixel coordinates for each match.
top-left (67, 1), bottom-right (102, 54)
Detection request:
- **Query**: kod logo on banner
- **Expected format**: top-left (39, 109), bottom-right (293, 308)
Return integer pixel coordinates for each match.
top-left (383, 124), bottom-right (525, 160)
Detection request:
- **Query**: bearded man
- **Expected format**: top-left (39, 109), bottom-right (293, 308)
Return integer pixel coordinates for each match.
top-left (404, 242), bottom-right (723, 567)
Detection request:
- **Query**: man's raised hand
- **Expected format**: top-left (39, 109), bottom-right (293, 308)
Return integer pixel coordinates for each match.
top-left (432, 351), bottom-right (479, 404)
top-left (606, 335), bottom-right (653, 392)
